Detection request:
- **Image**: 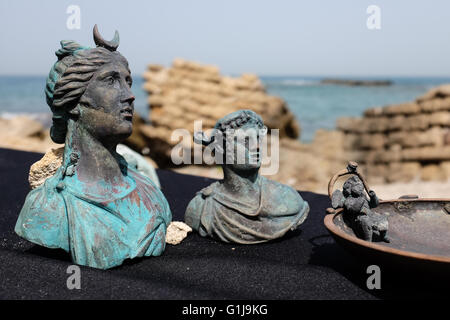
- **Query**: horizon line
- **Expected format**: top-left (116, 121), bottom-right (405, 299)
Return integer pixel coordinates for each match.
top-left (2, 74), bottom-right (450, 79)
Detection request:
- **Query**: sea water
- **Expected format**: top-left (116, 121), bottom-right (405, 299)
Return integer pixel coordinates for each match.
top-left (263, 76), bottom-right (450, 141)
top-left (1, 75), bottom-right (450, 142)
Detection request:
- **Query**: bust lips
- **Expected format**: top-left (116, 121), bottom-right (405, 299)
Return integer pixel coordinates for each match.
top-left (120, 105), bottom-right (133, 121)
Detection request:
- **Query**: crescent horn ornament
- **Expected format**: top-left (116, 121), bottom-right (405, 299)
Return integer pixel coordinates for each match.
top-left (93, 24), bottom-right (120, 51)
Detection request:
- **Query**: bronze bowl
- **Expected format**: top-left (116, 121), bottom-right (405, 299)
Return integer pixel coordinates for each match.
top-left (324, 197), bottom-right (450, 274)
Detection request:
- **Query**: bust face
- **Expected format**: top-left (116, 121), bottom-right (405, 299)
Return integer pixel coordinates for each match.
top-left (78, 55), bottom-right (135, 144)
top-left (224, 124), bottom-right (265, 171)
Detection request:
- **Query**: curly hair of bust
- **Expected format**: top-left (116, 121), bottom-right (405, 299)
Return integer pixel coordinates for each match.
top-left (214, 110), bottom-right (264, 133)
top-left (45, 40), bottom-right (128, 143)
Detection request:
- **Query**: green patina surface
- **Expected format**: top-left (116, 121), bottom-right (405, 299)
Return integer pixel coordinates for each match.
top-left (15, 25), bottom-right (172, 269)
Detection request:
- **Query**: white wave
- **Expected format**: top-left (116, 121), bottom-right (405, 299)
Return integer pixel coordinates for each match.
top-left (279, 79), bottom-right (319, 86)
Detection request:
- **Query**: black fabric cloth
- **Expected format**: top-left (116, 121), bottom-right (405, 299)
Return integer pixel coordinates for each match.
top-left (0, 148), bottom-right (447, 299)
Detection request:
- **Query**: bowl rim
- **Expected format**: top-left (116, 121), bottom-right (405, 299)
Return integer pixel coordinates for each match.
top-left (324, 198), bottom-right (450, 264)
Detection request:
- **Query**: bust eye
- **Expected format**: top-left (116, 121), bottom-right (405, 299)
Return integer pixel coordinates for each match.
top-left (105, 76), bottom-right (116, 85)
top-left (126, 77), bottom-right (132, 87)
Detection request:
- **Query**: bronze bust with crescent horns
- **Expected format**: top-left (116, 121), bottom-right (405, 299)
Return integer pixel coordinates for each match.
top-left (14, 25), bottom-right (172, 269)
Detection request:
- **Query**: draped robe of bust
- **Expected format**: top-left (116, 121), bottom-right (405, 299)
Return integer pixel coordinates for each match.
top-left (185, 176), bottom-right (309, 244)
top-left (15, 161), bottom-right (171, 269)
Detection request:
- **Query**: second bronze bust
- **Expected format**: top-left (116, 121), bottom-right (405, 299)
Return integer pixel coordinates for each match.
top-left (185, 110), bottom-right (309, 244)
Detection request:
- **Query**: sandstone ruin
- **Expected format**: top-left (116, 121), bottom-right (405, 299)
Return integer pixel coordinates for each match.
top-left (140, 58), bottom-right (300, 165)
top-left (138, 59), bottom-right (345, 192)
top-left (337, 84), bottom-right (450, 184)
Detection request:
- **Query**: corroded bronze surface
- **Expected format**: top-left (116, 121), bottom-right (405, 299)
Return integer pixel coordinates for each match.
top-left (325, 198), bottom-right (450, 271)
top-left (185, 110), bottom-right (309, 244)
top-left (329, 161), bottom-right (389, 243)
top-left (326, 161), bottom-right (450, 274)
top-left (15, 25), bottom-right (171, 269)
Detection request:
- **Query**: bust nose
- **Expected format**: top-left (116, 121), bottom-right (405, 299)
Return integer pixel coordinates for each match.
top-left (121, 80), bottom-right (135, 104)
top-left (121, 92), bottom-right (135, 105)
top-left (122, 92), bottom-right (135, 103)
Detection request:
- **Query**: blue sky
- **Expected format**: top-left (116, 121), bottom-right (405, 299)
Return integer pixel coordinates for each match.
top-left (1, 0), bottom-right (450, 76)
